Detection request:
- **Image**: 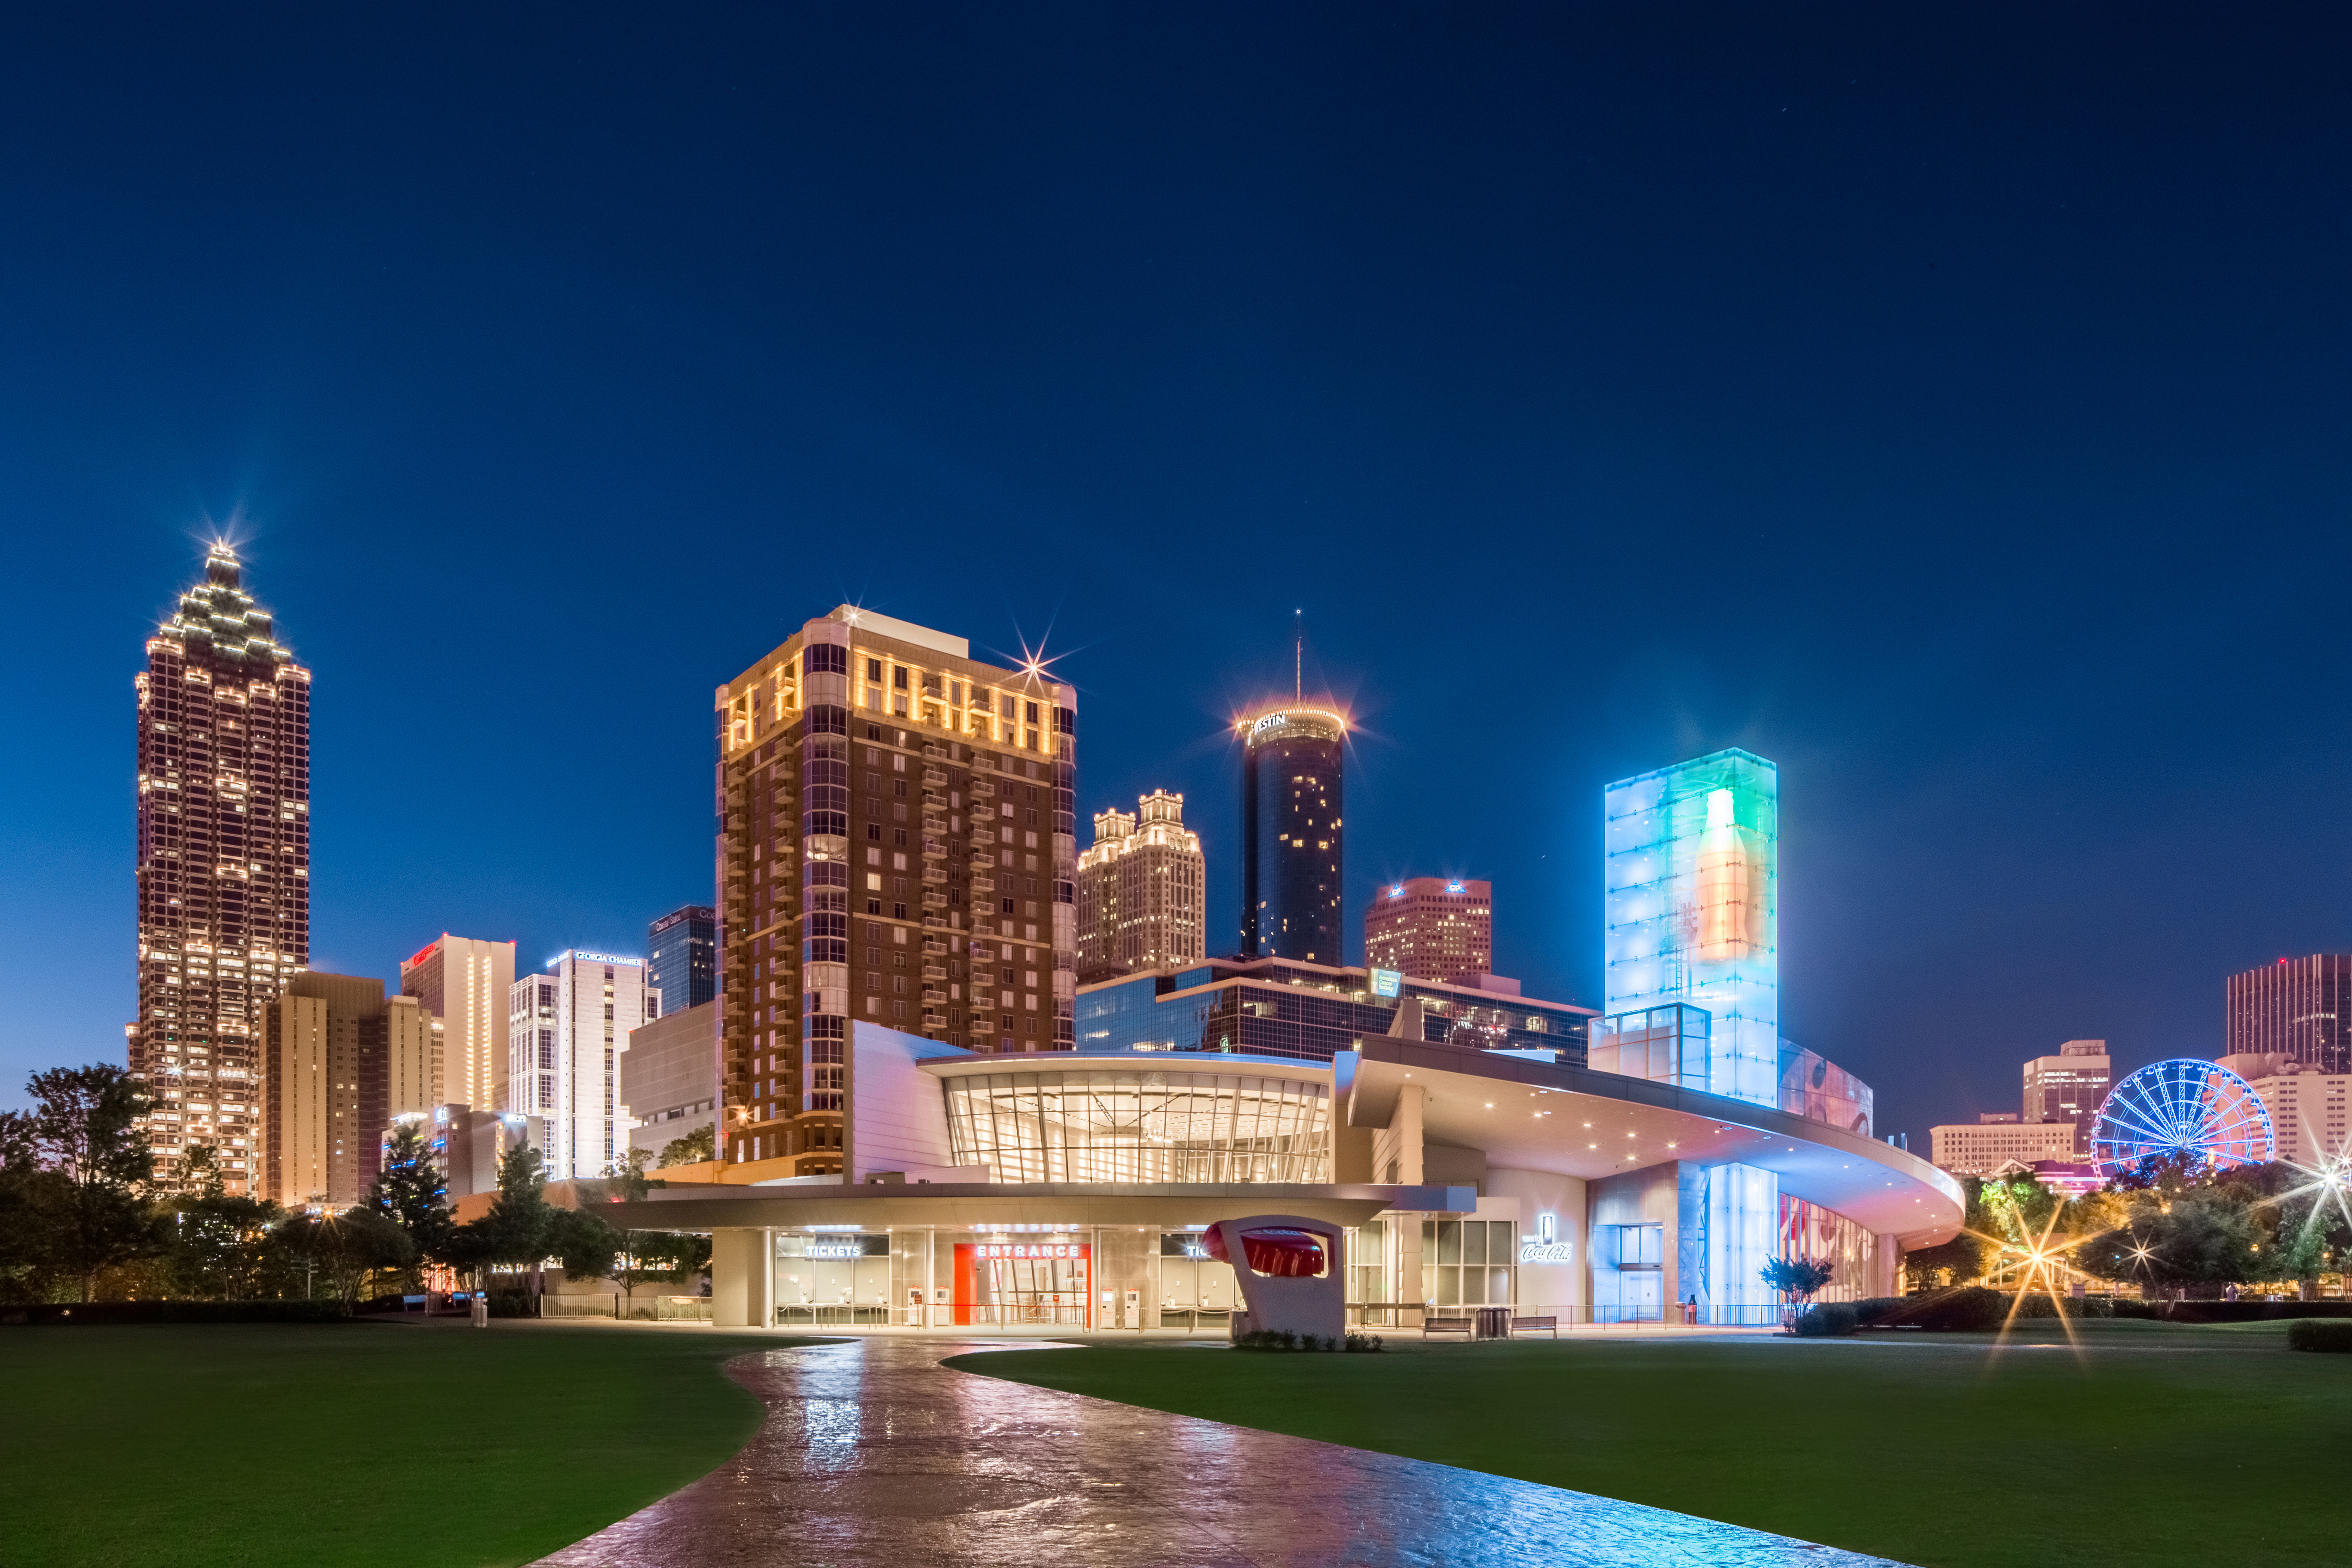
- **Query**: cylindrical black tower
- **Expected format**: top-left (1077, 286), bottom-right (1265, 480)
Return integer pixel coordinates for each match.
top-left (1238, 707), bottom-right (1346, 963)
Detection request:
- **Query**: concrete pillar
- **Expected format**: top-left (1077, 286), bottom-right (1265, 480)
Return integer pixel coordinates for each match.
top-left (711, 1229), bottom-right (757, 1327)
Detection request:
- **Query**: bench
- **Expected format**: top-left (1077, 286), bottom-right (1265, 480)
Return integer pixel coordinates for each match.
top-left (1508, 1314), bottom-right (1559, 1339)
top-left (1422, 1316), bottom-right (1476, 1340)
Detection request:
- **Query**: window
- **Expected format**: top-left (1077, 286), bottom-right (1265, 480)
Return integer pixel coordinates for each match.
top-left (893, 667), bottom-right (909, 690)
top-left (893, 779), bottom-right (907, 796)
top-left (1024, 701), bottom-right (1040, 724)
top-left (866, 823), bottom-right (881, 841)
top-left (866, 659), bottom-right (882, 682)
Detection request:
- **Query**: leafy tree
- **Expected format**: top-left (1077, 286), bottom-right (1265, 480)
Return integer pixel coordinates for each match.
top-left (368, 1120), bottom-right (452, 1290)
top-left (479, 1143), bottom-right (553, 1299)
top-left (30, 1065), bottom-right (164, 1301)
top-left (0, 1109), bottom-right (69, 1303)
top-left (658, 1126), bottom-right (714, 1167)
top-left (1761, 1256), bottom-right (1836, 1305)
top-left (272, 1208), bottom-right (415, 1310)
top-left (579, 1150), bottom-right (708, 1307)
top-left (163, 1190), bottom-right (285, 1299)
top-left (548, 1206), bottom-right (620, 1287)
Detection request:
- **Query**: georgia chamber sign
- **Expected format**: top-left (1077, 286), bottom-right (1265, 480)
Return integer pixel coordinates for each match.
top-left (1518, 1212), bottom-right (1574, 1265)
top-left (1370, 967), bottom-right (1402, 998)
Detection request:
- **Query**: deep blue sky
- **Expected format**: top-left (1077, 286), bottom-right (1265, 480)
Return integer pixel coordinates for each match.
top-left (3, 5), bottom-right (2347, 1148)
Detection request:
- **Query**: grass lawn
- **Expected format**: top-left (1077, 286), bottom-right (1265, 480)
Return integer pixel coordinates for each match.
top-left (954, 1319), bottom-right (2352, 1568)
top-left (0, 1321), bottom-right (814, 1568)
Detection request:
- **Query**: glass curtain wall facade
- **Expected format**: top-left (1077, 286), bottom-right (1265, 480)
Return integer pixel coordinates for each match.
top-left (941, 1066), bottom-right (1331, 1183)
top-left (1075, 963), bottom-right (1589, 1063)
top-left (1604, 749), bottom-right (1779, 1108)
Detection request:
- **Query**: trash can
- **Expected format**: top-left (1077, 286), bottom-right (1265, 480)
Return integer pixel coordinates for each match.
top-left (1475, 1306), bottom-right (1511, 1340)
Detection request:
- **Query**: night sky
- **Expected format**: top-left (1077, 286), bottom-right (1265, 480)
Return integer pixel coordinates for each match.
top-left (3, 5), bottom-right (2348, 1149)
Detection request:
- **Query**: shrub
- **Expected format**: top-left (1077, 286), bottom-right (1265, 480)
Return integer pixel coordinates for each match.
top-left (1344, 1333), bottom-right (1384, 1353)
top-left (1848, 1297), bottom-right (1903, 1327)
top-left (2288, 1319), bottom-right (2352, 1353)
top-left (1794, 1303), bottom-right (1858, 1337)
top-left (1234, 1329), bottom-right (1372, 1352)
top-left (1870, 1287), bottom-right (2009, 1332)
top-left (485, 1290), bottom-right (537, 1319)
top-left (0, 1299), bottom-right (350, 1326)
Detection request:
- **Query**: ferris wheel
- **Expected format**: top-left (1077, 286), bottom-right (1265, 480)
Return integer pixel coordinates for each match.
top-left (2088, 1058), bottom-right (2275, 1178)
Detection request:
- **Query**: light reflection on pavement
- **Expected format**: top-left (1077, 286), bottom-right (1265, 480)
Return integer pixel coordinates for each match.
top-left (534, 1337), bottom-right (1912, 1568)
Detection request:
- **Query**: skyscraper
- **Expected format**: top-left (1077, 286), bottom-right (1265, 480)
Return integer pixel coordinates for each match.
top-left (714, 606), bottom-right (1078, 1175)
top-left (1364, 877), bottom-right (1493, 982)
top-left (131, 543), bottom-right (311, 1196)
top-left (261, 973), bottom-right (434, 1206)
top-left (399, 934), bottom-right (515, 1114)
top-left (509, 951), bottom-right (653, 1181)
top-left (2227, 957), bottom-right (2352, 1074)
top-left (2022, 1039), bottom-right (2110, 1142)
top-left (1237, 706), bottom-right (1345, 963)
top-left (647, 905), bottom-right (717, 1013)
top-left (1603, 748), bottom-right (1779, 1108)
top-left (1076, 790), bottom-right (1205, 983)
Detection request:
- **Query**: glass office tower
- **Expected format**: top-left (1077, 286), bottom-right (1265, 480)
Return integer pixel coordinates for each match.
top-left (1239, 706), bottom-right (1346, 963)
top-left (648, 905), bottom-right (717, 1013)
top-left (1603, 748), bottom-right (1779, 1108)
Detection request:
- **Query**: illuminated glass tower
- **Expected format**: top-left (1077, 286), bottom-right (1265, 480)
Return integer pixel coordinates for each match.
top-left (1238, 706), bottom-right (1345, 963)
top-left (1603, 748), bottom-right (1778, 1108)
top-left (131, 543), bottom-right (311, 1196)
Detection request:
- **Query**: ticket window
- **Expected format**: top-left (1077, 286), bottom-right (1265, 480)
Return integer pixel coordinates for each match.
top-left (774, 1234), bottom-right (893, 1325)
top-left (1157, 1230), bottom-right (1235, 1326)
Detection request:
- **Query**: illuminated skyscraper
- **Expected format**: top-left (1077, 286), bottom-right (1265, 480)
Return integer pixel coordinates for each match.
top-left (510, 951), bottom-right (653, 1181)
top-left (131, 543), bottom-right (310, 1196)
top-left (399, 933), bottom-right (516, 1114)
top-left (1603, 748), bottom-right (1778, 1108)
top-left (1365, 877), bottom-right (1492, 982)
top-left (2022, 1039), bottom-right (2110, 1141)
top-left (1077, 791), bottom-right (1205, 983)
top-left (714, 607), bottom-right (1078, 1175)
top-left (2227, 957), bottom-right (2352, 1074)
top-left (1238, 706), bottom-right (1345, 963)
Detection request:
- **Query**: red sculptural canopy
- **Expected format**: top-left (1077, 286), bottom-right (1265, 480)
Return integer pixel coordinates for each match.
top-left (1201, 1224), bottom-right (1328, 1279)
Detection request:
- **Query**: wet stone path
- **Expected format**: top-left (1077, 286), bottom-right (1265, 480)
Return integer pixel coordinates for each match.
top-left (535, 1337), bottom-right (1910, 1568)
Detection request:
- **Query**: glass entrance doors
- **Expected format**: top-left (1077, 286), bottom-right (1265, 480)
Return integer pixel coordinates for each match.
top-left (952, 1240), bottom-right (1092, 1326)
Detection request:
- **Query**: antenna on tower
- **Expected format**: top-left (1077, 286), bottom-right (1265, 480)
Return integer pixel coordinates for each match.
top-left (1294, 609), bottom-right (1303, 701)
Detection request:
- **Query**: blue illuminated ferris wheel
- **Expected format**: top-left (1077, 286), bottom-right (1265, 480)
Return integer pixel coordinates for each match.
top-left (2088, 1058), bottom-right (2275, 1178)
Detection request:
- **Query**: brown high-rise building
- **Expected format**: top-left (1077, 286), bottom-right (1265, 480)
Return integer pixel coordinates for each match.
top-left (1365, 876), bottom-right (1493, 982)
top-left (261, 973), bottom-right (434, 1207)
top-left (1076, 790), bottom-right (1205, 984)
top-left (2228, 957), bottom-right (2352, 1075)
top-left (714, 607), bottom-right (1077, 1176)
top-left (130, 544), bottom-right (311, 1196)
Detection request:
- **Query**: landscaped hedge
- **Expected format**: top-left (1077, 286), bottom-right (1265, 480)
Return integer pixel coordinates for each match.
top-left (0, 1299), bottom-right (352, 1326)
top-left (2159, 1300), bottom-right (2352, 1323)
top-left (2287, 1319), bottom-right (2352, 1352)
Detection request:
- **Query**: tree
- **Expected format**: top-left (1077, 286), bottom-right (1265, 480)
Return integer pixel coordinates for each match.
top-left (547, 1206), bottom-right (619, 1288)
top-left (368, 1120), bottom-right (452, 1290)
top-left (479, 1143), bottom-right (553, 1300)
top-left (163, 1189), bottom-right (285, 1299)
top-left (30, 1065), bottom-right (164, 1301)
top-left (1761, 1256), bottom-right (1836, 1306)
top-left (272, 1208), bottom-right (414, 1309)
top-left (579, 1150), bottom-right (708, 1310)
top-left (0, 1108), bottom-right (68, 1303)
top-left (658, 1126), bottom-right (714, 1167)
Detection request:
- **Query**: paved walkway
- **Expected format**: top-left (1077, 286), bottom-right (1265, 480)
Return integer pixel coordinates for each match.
top-left (535, 1337), bottom-right (1908, 1568)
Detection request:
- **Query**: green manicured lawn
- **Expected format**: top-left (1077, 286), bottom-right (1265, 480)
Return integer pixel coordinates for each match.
top-left (954, 1320), bottom-right (2352, 1568)
top-left (0, 1322), bottom-right (814, 1568)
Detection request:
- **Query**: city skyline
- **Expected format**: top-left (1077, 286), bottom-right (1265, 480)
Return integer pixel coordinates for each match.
top-left (9, 10), bottom-right (2352, 1160)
